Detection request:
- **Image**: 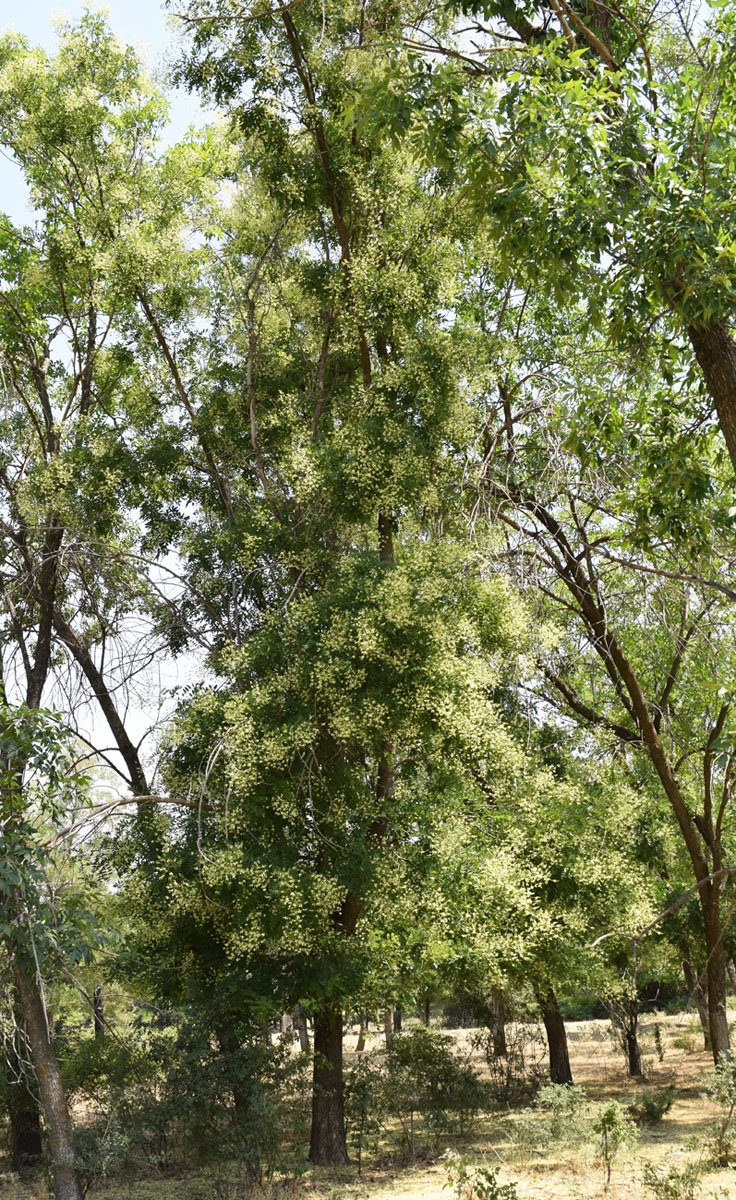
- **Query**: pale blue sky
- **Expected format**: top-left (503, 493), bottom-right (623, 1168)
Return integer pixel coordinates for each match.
top-left (1, 0), bottom-right (208, 223)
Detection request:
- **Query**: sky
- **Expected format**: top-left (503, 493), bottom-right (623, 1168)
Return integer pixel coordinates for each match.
top-left (1, 0), bottom-right (207, 225)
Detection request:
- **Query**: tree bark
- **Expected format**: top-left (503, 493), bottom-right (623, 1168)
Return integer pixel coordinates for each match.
top-left (13, 964), bottom-right (83, 1200)
top-left (728, 961), bottom-right (736, 995)
top-left (703, 888), bottom-right (731, 1060)
top-left (93, 986), bottom-right (104, 1039)
top-left (309, 1008), bottom-right (348, 1165)
top-left (293, 1004), bottom-right (310, 1053)
top-left (490, 987), bottom-right (508, 1057)
top-left (383, 1008), bottom-right (394, 1049)
top-left (688, 321), bottom-right (736, 474)
top-left (536, 986), bottom-right (573, 1085)
top-left (682, 959), bottom-right (710, 1048)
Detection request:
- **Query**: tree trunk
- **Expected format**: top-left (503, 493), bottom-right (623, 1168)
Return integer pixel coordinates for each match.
top-left (14, 965), bottom-right (83, 1200)
top-left (702, 888), bottom-right (730, 1060)
top-left (688, 321), bottom-right (736, 474)
top-left (728, 961), bottom-right (736, 996)
top-left (383, 1008), bottom-right (394, 1049)
top-left (490, 987), bottom-right (507, 1057)
top-left (355, 1015), bottom-right (366, 1053)
top-left (536, 985), bottom-right (573, 1085)
top-left (293, 1003), bottom-right (310, 1053)
top-left (309, 1008), bottom-right (348, 1165)
top-left (682, 959), bottom-right (710, 1049)
top-left (93, 986), bottom-right (104, 1039)
top-left (393, 1007), bottom-right (402, 1033)
top-left (423, 997), bottom-right (431, 1026)
top-left (6, 1049), bottom-right (43, 1171)
top-left (625, 1024), bottom-right (643, 1078)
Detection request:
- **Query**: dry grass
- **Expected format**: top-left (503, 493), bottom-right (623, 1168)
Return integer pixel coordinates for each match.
top-left (4, 1009), bottom-right (736, 1200)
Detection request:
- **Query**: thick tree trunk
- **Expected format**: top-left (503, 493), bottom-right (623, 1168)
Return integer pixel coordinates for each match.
top-left (702, 889), bottom-right (730, 1060)
top-left (309, 1008), bottom-right (348, 1165)
top-left (14, 965), bottom-right (83, 1200)
top-left (490, 987), bottom-right (507, 1057)
top-left (682, 959), bottom-right (710, 1048)
top-left (688, 321), bottom-right (736, 474)
top-left (536, 986), bottom-right (573, 1085)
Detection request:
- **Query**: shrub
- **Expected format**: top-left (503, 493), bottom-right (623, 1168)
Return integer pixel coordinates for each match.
top-left (381, 1028), bottom-right (486, 1148)
top-left (593, 1101), bottom-right (638, 1191)
top-left (629, 1085), bottom-right (675, 1126)
top-left (641, 1162), bottom-right (702, 1200)
top-left (706, 1055), bottom-right (736, 1166)
top-left (536, 1083), bottom-right (587, 1139)
top-left (473, 1019), bottom-right (546, 1105)
top-left (443, 1149), bottom-right (518, 1200)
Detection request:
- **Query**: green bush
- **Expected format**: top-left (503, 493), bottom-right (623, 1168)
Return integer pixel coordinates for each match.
top-left (641, 1162), bottom-right (702, 1200)
top-left (706, 1055), bottom-right (736, 1166)
top-left (443, 1149), bottom-right (518, 1200)
top-left (593, 1101), bottom-right (638, 1191)
top-left (536, 1083), bottom-right (587, 1139)
top-left (347, 1027), bottom-right (486, 1156)
top-left (59, 1020), bottom-right (310, 1184)
top-left (629, 1085), bottom-right (675, 1126)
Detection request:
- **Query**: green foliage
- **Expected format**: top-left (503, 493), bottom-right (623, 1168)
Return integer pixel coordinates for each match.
top-left (345, 1028), bottom-right (486, 1157)
top-left (629, 1086), bottom-right (675, 1127)
top-left (443, 1149), bottom-right (518, 1200)
top-left (593, 1102), bottom-right (639, 1189)
top-left (641, 1162), bottom-right (702, 1200)
top-left (536, 1083), bottom-right (588, 1139)
top-left (60, 1018), bottom-right (309, 1182)
top-left (706, 1056), bottom-right (736, 1166)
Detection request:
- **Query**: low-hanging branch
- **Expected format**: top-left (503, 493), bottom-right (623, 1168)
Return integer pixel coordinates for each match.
top-left (45, 794), bottom-right (213, 850)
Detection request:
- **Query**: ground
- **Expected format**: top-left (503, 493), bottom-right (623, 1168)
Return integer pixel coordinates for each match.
top-left (3, 1008), bottom-right (736, 1200)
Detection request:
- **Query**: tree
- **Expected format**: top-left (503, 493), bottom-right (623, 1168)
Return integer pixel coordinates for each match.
top-left (363, 0), bottom-right (736, 475)
top-left (467, 281), bottom-right (736, 1060)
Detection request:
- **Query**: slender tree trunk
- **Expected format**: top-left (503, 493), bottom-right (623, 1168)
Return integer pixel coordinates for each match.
top-left (625, 1024), bottom-right (643, 1078)
top-left (383, 1009), bottom-right (394, 1049)
top-left (293, 1004), bottom-right (310, 1053)
top-left (393, 1008), bottom-right (402, 1033)
top-left (309, 1008), bottom-right (348, 1165)
top-left (355, 1015), bottom-right (366, 1053)
top-left (536, 986), bottom-right (573, 1085)
top-left (423, 997), bottom-right (431, 1026)
top-left (13, 964), bottom-right (83, 1200)
top-left (682, 959), bottom-right (710, 1049)
top-left (93, 986), bottom-right (104, 1039)
top-left (490, 987), bottom-right (507, 1057)
top-left (702, 888), bottom-right (730, 1060)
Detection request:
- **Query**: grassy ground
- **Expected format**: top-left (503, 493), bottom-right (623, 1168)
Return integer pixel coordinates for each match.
top-left (3, 1009), bottom-right (736, 1200)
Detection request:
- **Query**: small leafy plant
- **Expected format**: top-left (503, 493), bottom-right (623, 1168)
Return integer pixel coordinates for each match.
top-left (706, 1055), bottom-right (736, 1166)
top-left (641, 1161), bottom-right (702, 1200)
top-left (593, 1101), bottom-right (638, 1191)
top-left (443, 1150), bottom-right (518, 1200)
top-left (629, 1085), bottom-right (675, 1126)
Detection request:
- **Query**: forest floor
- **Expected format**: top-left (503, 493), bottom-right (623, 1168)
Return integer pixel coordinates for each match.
top-left (3, 1008), bottom-right (736, 1200)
